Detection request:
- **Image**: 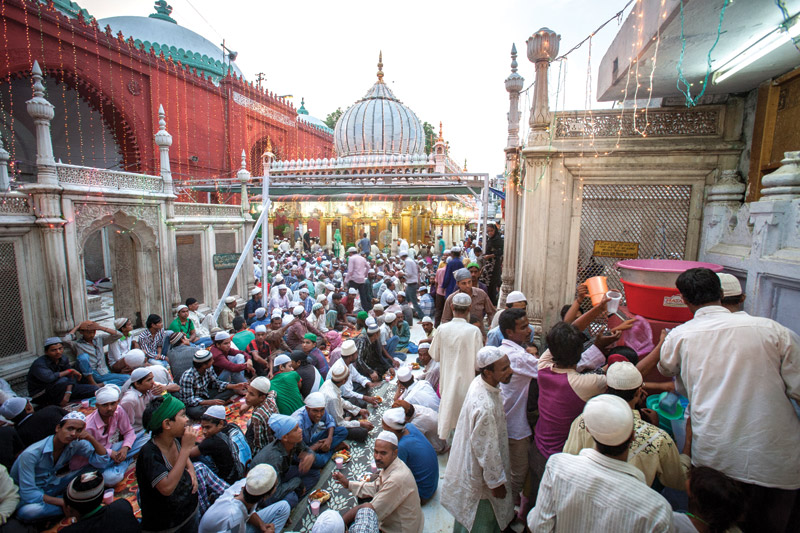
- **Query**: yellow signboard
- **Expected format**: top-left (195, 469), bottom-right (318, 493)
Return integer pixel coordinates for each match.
top-left (592, 240), bottom-right (639, 259)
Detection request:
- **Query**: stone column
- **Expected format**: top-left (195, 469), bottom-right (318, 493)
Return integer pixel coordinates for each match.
top-left (237, 150), bottom-right (255, 293)
top-left (499, 44), bottom-right (524, 307)
top-left (0, 130), bottom-right (9, 192)
top-left (24, 61), bottom-right (72, 334)
top-left (155, 105), bottom-right (181, 314)
top-left (700, 170), bottom-right (746, 251)
top-left (518, 28), bottom-right (563, 332)
top-left (749, 152), bottom-right (800, 261)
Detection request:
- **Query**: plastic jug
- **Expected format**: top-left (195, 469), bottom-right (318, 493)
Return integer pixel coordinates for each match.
top-left (584, 276), bottom-right (608, 306)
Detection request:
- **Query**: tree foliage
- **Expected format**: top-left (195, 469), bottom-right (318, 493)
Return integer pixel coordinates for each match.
top-left (324, 108), bottom-right (343, 130)
top-left (423, 121), bottom-right (435, 155)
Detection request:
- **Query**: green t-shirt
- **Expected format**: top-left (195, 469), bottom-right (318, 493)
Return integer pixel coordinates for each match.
top-left (233, 330), bottom-right (255, 351)
top-left (271, 371), bottom-right (304, 415)
top-left (168, 317), bottom-right (195, 336)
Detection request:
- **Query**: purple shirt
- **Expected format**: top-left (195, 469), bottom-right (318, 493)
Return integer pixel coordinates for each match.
top-left (534, 367), bottom-right (586, 459)
top-left (70, 406), bottom-right (135, 470)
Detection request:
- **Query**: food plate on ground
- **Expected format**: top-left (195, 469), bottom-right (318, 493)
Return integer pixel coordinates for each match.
top-left (410, 363), bottom-right (420, 370)
top-left (332, 450), bottom-right (351, 462)
top-left (309, 489), bottom-right (331, 503)
top-left (374, 396), bottom-right (383, 403)
top-left (358, 473), bottom-right (372, 482)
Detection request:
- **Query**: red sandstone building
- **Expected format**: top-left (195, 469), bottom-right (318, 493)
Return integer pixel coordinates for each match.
top-left (0, 0), bottom-right (334, 201)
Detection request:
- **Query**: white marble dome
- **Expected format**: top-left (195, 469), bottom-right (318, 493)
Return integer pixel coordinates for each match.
top-left (334, 58), bottom-right (425, 157)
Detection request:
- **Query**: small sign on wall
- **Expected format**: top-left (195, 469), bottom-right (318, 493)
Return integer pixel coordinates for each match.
top-left (213, 253), bottom-right (241, 270)
top-left (592, 240), bottom-right (640, 259)
top-left (176, 235), bottom-right (194, 245)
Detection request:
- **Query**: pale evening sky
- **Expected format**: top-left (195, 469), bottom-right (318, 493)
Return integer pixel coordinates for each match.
top-left (79, 0), bottom-right (631, 176)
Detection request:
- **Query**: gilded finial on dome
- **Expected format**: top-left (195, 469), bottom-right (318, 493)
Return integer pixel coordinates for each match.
top-left (266, 137), bottom-right (273, 154)
top-left (437, 121), bottom-right (444, 142)
top-left (464, 159), bottom-right (468, 172)
top-left (377, 51), bottom-right (384, 83)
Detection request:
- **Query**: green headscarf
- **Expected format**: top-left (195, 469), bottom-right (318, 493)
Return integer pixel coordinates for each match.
top-left (147, 393), bottom-right (186, 432)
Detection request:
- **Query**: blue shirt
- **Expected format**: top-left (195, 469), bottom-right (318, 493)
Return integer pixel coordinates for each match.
top-left (398, 424), bottom-right (439, 499)
top-left (291, 407), bottom-right (336, 446)
top-left (11, 435), bottom-right (109, 504)
top-left (443, 258), bottom-right (465, 297)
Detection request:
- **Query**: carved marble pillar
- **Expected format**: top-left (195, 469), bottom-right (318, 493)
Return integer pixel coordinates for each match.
top-left (499, 43), bottom-right (524, 307)
top-left (155, 105), bottom-right (181, 313)
top-left (749, 152), bottom-right (800, 261)
top-left (701, 170), bottom-right (746, 251)
top-left (237, 150), bottom-right (255, 293)
top-left (760, 151), bottom-right (800, 201)
top-left (527, 28), bottom-right (560, 146)
top-left (24, 61), bottom-right (71, 334)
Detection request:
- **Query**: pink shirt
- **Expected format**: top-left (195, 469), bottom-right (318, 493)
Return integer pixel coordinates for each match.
top-left (70, 405), bottom-right (135, 470)
top-left (435, 267), bottom-right (447, 296)
top-left (345, 254), bottom-right (369, 284)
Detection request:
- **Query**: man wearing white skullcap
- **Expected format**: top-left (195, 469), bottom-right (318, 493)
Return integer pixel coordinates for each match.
top-left (244, 286), bottom-right (263, 326)
top-left (442, 346), bottom-right (514, 532)
top-left (394, 365), bottom-right (439, 412)
top-left (319, 359), bottom-right (372, 443)
top-left (10, 408), bottom-right (109, 521)
top-left (489, 290), bottom-right (528, 330)
top-left (107, 317), bottom-right (135, 372)
top-left (326, 339), bottom-right (380, 409)
top-left (120, 366), bottom-right (163, 434)
top-left (1, 396), bottom-right (68, 448)
top-left (292, 391), bottom-right (350, 469)
top-left (441, 243), bottom-right (465, 298)
top-left (528, 395), bottom-right (673, 532)
top-left (441, 267), bottom-right (496, 328)
top-left (333, 428), bottom-right (423, 533)
top-left (430, 287), bottom-right (483, 439)
top-left (189, 403), bottom-right (252, 485)
top-left (78, 383), bottom-right (146, 487)
top-left (219, 296), bottom-right (238, 331)
top-left (311, 508), bottom-right (347, 533)
top-left (199, 463), bottom-right (290, 533)
top-left (717, 272), bottom-right (747, 313)
top-left (284, 304), bottom-right (325, 352)
top-left (381, 407), bottom-right (439, 502)
top-left (563, 362), bottom-right (690, 491)
top-left (242, 376), bottom-right (279, 456)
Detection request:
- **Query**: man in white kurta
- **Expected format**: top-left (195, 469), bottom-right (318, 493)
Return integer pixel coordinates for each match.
top-left (394, 367), bottom-right (439, 412)
top-left (441, 347), bottom-right (515, 532)
top-left (430, 293), bottom-right (483, 439)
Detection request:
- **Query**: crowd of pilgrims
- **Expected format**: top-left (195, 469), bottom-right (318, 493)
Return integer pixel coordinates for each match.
top-left (0, 227), bottom-right (797, 533)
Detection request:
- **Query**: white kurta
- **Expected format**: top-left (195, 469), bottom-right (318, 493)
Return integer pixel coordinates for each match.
top-left (430, 317), bottom-right (483, 439)
top-left (400, 380), bottom-right (440, 411)
top-left (441, 376), bottom-right (514, 530)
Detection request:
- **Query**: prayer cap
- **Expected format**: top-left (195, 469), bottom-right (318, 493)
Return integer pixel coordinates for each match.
top-left (293, 305), bottom-right (305, 316)
top-left (477, 346), bottom-right (504, 368)
top-left (95, 384), bottom-right (121, 405)
top-left (372, 304), bottom-right (384, 312)
top-left (368, 269), bottom-right (375, 274)
top-left (304, 392), bottom-right (326, 408)
top-left (214, 331), bottom-right (231, 342)
top-left (420, 316), bottom-right (433, 324)
top-left (717, 273), bottom-right (742, 297)
top-left (507, 291), bottom-right (527, 304)
top-left (272, 309), bottom-right (283, 319)
top-left (418, 286), bottom-right (427, 292)
top-left (399, 250), bottom-right (408, 257)
top-left (169, 331), bottom-right (185, 346)
top-left (383, 312), bottom-right (397, 323)
top-left (175, 304), bottom-right (188, 313)
top-left (312, 510), bottom-right (346, 533)
top-left (251, 287), bottom-right (263, 295)
top-left (348, 247), bottom-right (357, 254)
top-left (348, 288), bottom-right (358, 295)
top-left (193, 349), bottom-right (213, 363)
top-left (304, 333), bottom-right (318, 342)
top-left (255, 325), bottom-right (267, 333)
top-left (255, 307), bottom-right (267, 318)
top-left (396, 366), bottom-right (413, 383)
top-left (451, 246), bottom-right (462, 252)
top-left (466, 262), bottom-right (480, 269)
top-left (583, 394), bottom-right (634, 446)
top-left (376, 430), bottom-right (398, 446)
top-left (341, 340), bottom-right (357, 356)
top-left (0, 397), bottom-right (27, 420)
top-left (275, 274), bottom-right (284, 282)
top-left (250, 376), bottom-right (271, 395)
top-left (453, 292), bottom-right (472, 306)
top-left (606, 361), bottom-right (643, 391)
top-left (382, 407), bottom-right (406, 430)
top-left (278, 284), bottom-right (288, 290)
top-left (367, 323), bottom-right (381, 334)
top-left (130, 367), bottom-right (152, 382)
top-left (225, 296), bottom-right (236, 304)
top-left (326, 283), bottom-right (336, 291)
top-left (124, 349), bottom-right (146, 368)
top-left (331, 359), bottom-right (349, 381)
top-left (299, 286), bottom-right (309, 294)
top-left (114, 318), bottom-right (129, 330)
top-left (204, 405), bottom-right (226, 420)
top-left (357, 311), bottom-right (369, 320)
top-left (61, 411), bottom-right (86, 423)
top-left (268, 414), bottom-right (298, 439)
top-left (312, 303), bottom-right (323, 311)
top-left (66, 471), bottom-right (104, 504)
top-left (454, 268), bottom-right (471, 282)
top-left (385, 294), bottom-right (396, 303)
top-left (606, 354), bottom-right (629, 366)
top-left (274, 354), bottom-right (292, 366)
top-left (44, 337), bottom-right (62, 349)
top-left (246, 464), bottom-right (277, 496)
top-left (418, 342), bottom-right (431, 350)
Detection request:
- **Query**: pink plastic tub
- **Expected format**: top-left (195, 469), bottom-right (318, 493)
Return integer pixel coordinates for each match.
top-left (616, 260), bottom-right (724, 322)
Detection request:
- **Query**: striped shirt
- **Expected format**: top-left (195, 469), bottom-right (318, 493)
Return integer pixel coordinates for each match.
top-left (527, 448), bottom-right (673, 532)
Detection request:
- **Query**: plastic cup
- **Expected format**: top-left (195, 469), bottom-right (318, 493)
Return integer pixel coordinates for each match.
top-left (584, 276), bottom-right (608, 306)
top-left (335, 457), bottom-right (344, 469)
top-left (81, 400), bottom-right (90, 409)
top-left (310, 500), bottom-right (320, 516)
top-left (606, 290), bottom-right (622, 314)
top-left (370, 462), bottom-right (377, 473)
top-left (103, 489), bottom-right (114, 505)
